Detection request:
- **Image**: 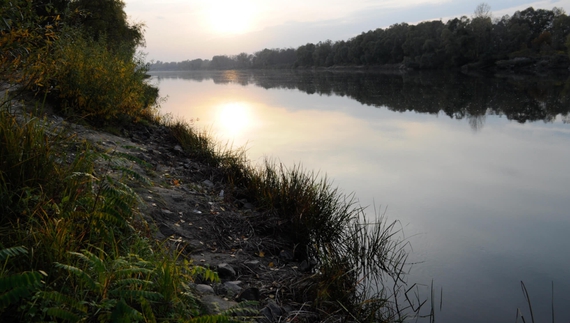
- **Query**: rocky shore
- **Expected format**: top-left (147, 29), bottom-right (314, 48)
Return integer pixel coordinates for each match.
top-left (40, 109), bottom-right (317, 322)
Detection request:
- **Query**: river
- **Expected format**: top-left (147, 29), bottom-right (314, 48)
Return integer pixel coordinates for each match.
top-left (150, 70), bottom-right (570, 323)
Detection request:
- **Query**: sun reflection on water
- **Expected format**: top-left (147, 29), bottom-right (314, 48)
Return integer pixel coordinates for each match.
top-left (216, 102), bottom-right (253, 138)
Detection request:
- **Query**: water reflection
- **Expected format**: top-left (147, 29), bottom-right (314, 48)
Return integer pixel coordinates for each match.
top-left (152, 70), bottom-right (570, 131)
top-left (149, 70), bottom-right (570, 323)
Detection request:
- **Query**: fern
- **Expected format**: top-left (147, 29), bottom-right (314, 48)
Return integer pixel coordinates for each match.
top-left (0, 246), bottom-right (28, 261)
top-left (191, 266), bottom-right (221, 284)
top-left (0, 247), bottom-right (44, 310)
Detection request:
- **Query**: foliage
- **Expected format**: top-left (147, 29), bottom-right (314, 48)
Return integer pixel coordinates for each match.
top-left (0, 0), bottom-right (59, 89)
top-left (0, 247), bottom-right (44, 311)
top-left (151, 5), bottom-right (570, 71)
top-left (44, 30), bottom-right (157, 121)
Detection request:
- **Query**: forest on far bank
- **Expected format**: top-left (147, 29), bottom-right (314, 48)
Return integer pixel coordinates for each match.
top-left (151, 4), bottom-right (570, 72)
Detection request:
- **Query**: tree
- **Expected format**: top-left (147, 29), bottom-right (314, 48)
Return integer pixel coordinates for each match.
top-left (473, 3), bottom-right (492, 19)
top-left (70, 0), bottom-right (144, 55)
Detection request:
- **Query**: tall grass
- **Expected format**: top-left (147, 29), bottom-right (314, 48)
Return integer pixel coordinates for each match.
top-left (166, 118), bottom-right (422, 322)
top-left (0, 97), bottom-right (249, 322)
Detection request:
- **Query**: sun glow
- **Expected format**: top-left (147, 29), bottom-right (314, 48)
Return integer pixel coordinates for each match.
top-left (216, 102), bottom-right (253, 137)
top-left (205, 0), bottom-right (256, 35)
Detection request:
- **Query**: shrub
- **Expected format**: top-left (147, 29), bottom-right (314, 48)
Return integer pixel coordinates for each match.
top-left (47, 30), bottom-right (157, 121)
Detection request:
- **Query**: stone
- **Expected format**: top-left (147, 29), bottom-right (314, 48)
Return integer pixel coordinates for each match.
top-left (202, 179), bottom-right (214, 188)
top-left (260, 300), bottom-right (284, 322)
top-left (223, 281), bottom-right (243, 296)
top-left (217, 263), bottom-right (236, 280)
top-left (194, 284), bottom-right (214, 295)
top-left (279, 250), bottom-right (294, 262)
top-left (243, 260), bottom-right (260, 270)
top-left (236, 287), bottom-right (260, 302)
top-left (201, 294), bottom-right (238, 314)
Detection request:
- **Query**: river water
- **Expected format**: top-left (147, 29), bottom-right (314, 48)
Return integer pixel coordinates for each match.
top-left (150, 70), bottom-right (570, 323)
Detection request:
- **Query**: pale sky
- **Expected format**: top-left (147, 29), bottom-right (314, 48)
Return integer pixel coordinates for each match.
top-left (124, 0), bottom-right (570, 62)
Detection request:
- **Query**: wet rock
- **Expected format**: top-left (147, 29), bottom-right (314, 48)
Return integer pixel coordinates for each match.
top-left (217, 263), bottom-right (236, 280)
top-left (236, 287), bottom-right (260, 302)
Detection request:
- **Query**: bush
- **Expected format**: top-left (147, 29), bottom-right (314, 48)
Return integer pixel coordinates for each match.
top-left (47, 30), bottom-right (157, 121)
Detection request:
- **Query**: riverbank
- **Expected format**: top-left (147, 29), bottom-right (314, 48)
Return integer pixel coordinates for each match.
top-left (1, 85), bottom-right (421, 322)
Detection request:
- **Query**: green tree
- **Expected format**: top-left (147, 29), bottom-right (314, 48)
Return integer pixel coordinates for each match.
top-left (70, 0), bottom-right (144, 55)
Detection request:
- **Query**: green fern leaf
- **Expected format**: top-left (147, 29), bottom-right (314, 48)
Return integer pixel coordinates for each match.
top-left (0, 246), bottom-right (28, 261)
top-left (111, 289), bottom-right (163, 302)
top-left (139, 297), bottom-right (157, 323)
top-left (188, 315), bottom-right (231, 323)
top-left (54, 263), bottom-right (98, 291)
top-left (45, 307), bottom-right (81, 322)
top-left (0, 271), bottom-right (42, 292)
top-left (39, 291), bottom-right (88, 313)
top-left (109, 298), bottom-right (144, 323)
top-left (111, 278), bottom-right (153, 288)
top-left (114, 268), bottom-right (153, 278)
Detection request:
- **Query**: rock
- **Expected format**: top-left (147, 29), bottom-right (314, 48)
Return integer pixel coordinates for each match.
top-left (201, 295), bottom-right (238, 314)
top-left (174, 145), bottom-right (183, 152)
top-left (236, 287), bottom-right (260, 302)
top-left (202, 179), bottom-right (214, 188)
top-left (223, 281), bottom-right (243, 296)
top-left (217, 263), bottom-right (236, 280)
top-left (194, 284), bottom-right (215, 295)
top-left (279, 250), bottom-right (294, 262)
top-left (260, 300), bottom-right (284, 323)
top-left (243, 260), bottom-right (260, 270)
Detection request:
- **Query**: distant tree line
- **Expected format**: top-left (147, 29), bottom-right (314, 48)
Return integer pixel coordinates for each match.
top-left (151, 5), bottom-right (570, 72)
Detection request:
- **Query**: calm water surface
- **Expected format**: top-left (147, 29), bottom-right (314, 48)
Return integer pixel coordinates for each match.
top-left (150, 70), bottom-right (570, 323)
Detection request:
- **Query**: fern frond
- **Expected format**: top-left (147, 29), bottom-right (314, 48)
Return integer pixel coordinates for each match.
top-left (109, 298), bottom-right (144, 322)
top-left (0, 271), bottom-right (42, 292)
top-left (139, 297), bottom-right (157, 323)
top-left (112, 278), bottom-right (153, 288)
top-left (0, 286), bottom-right (31, 309)
top-left (54, 263), bottom-right (97, 291)
top-left (0, 246), bottom-right (28, 261)
top-left (76, 249), bottom-right (107, 275)
top-left (191, 266), bottom-right (220, 283)
top-left (111, 289), bottom-right (164, 302)
top-left (220, 300), bottom-right (259, 317)
top-left (39, 291), bottom-right (88, 313)
top-left (45, 307), bottom-right (81, 322)
top-left (92, 209), bottom-right (127, 227)
top-left (112, 151), bottom-right (152, 169)
top-left (188, 315), bottom-right (231, 323)
top-left (114, 267), bottom-right (153, 277)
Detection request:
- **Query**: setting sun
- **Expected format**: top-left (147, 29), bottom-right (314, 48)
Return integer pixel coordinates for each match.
top-left (205, 0), bottom-right (256, 35)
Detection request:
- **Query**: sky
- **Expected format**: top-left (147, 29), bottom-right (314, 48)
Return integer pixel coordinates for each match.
top-left (124, 0), bottom-right (570, 62)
